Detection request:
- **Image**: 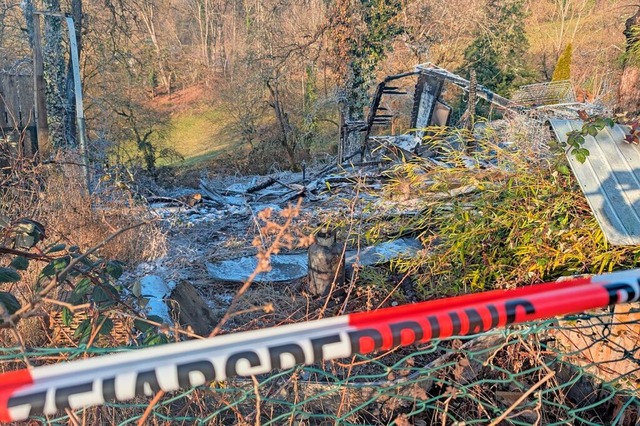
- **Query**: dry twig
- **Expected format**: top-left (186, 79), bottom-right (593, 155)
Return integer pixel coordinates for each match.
top-left (488, 371), bottom-right (555, 426)
top-left (137, 390), bottom-right (165, 426)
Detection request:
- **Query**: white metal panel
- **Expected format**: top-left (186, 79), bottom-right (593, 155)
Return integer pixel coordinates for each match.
top-left (550, 119), bottom-right (640, 245)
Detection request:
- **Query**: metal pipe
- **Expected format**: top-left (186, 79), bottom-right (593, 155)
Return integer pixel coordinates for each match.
top-left (65, 16), bottom-right (90, 194)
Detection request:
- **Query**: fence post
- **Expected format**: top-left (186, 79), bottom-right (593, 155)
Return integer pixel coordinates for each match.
top-left (31, 13), bottom-right (51, 160)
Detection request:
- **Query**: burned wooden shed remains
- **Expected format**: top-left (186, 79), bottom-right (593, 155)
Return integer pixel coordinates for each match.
top-left (0, 72), bottom-right (37, 158)
top-left (346, 63), bottom-right (640, 247)
top-left (341, 63), bottom-right (514, 161)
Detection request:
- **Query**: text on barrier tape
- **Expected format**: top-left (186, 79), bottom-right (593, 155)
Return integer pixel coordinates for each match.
top-left (0, 268), bottom-right (638, 421)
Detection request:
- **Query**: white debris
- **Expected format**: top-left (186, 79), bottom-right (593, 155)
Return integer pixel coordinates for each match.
top-left (144, 298), bottom-right (172, 323)
top-left (207, 254), bottom-right (309, 283)
top-left (393, 135), bottom-right (422, 152)
top-left (225, 182), bottom-right (253, 194)
top-left (133, 275), bottom-right (177, 324)
top-left (206, 238), bottom-right (423, 283)
top-left (346, 238), bottom-right (423, 267)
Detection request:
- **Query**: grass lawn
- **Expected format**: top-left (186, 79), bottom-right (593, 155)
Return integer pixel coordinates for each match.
top-left (158, 105), bottom-right (235, 167)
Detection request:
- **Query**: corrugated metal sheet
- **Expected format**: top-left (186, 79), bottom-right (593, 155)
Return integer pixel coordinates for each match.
top-left (549, 119), bottom-right (640, 246)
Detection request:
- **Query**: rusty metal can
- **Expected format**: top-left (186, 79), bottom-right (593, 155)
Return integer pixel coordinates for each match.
top-left (307, 230), bottom-right (345, 296)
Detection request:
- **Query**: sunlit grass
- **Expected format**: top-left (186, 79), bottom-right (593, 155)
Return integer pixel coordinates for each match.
top-left (159, 106), bottom-right (234, 166)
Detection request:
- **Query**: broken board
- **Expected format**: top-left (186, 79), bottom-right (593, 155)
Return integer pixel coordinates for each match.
top-left (549, 119), bottom-right (640, 245)
top-left (170, 281), bottom-right (219, 336)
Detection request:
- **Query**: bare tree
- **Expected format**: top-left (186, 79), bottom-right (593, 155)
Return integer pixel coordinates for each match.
top-left (400, 0), bottom-right (479, 68)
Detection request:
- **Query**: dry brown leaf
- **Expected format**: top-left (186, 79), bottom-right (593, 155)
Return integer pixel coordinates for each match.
top-left (409, 384), bottom-right (428, 400)
top-left (394, 414), bottom-right (412, 426)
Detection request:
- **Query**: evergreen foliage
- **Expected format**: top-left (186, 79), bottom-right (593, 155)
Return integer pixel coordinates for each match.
top-left (334, 0), bottom-right (402, 119)
top-left (460, 0), bottom-right (531, 96)
top-left (331, 0), bottom-right (403, 158)
top-left (552, 43), bottom-right (572, 81)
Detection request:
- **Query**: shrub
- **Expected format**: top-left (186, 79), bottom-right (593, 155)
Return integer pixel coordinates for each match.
top-left (0, 153), bottom-right (167, 347)
top-left (372, 124), bottom-right (640, 297)
top-left (39, 160), bottom-right (166, 262)
top-left (552, 43), bottom-right (572, 82)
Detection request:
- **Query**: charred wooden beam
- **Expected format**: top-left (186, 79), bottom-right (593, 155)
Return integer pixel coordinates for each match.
top-left (344, 120), bottom-right (368, 130)
top-left (246, 177), bottom-right (277, 193)
top-left (147, 194), bottom-right (202, 207)
top-left (381, 90), bottom-right (408, 95)
top-left (361, 70), bottom-right (421, 158)
top-left (415, 64), bottom-right (513, 109)
top-left (410, 73), bottom-right (445, 139)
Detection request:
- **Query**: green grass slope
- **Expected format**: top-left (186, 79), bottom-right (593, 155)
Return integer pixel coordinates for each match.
top-left (158, 105), bottom-right (234, 167)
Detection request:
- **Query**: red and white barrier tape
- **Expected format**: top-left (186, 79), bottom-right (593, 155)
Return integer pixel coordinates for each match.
top-left (0, 268), bottom-right (638, 422)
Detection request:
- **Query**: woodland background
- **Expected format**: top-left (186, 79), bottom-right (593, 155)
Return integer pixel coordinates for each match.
top-left (0, 0), bottom-right (634, 176)
top-left (2, 3), bottom-right (640, 424)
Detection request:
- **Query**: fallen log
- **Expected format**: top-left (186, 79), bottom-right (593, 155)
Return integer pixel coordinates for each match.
top-left (147, 194), bottom-right (202, 207)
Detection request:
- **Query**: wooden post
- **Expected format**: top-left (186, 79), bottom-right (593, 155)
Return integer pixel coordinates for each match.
top-left (411, 73), bottom-right (444, 140)
top-left (338, 109), bottom-right (345, 164)
top-left (32, 13), bottom-right (50, 160)
top-left (467, 69), bottom-right (477, 130)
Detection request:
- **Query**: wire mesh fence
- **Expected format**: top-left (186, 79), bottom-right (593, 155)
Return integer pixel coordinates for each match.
top-left (2, 304), bottom-right (638, 425)
top-left (510, 81), bottom-right (577, 107)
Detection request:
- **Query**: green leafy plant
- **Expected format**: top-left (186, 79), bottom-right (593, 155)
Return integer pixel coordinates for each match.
top-left (364, 127), bottom-right (640, 297)
top-left (0, 216), bottom-right (166, 346)
top-left (460, 0), bottom-right (531, 96)
top-left (566, 113), bottom-right (615, 163)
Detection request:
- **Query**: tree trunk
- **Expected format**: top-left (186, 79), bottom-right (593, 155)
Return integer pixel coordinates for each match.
top-left (138, 0), bottom-right (172, 95)
top-left (618, 8), bottom-right (640, 115)
top-left (43, 0), bottom-right (68, 149)
top-left (22, 0), bottom-right (51, 158)
top-left (21, 0), bottom-right (35, 47)
top-left (338, 66), bottom-right (367, 162)
top-left (267, 81), bottom-right (298, 170)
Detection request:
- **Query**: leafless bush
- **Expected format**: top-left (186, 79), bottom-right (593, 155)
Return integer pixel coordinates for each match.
top-left (0, 153), bottom-right (166, 349)
top-left (39, 157), bottom-right (166, 263)
top-left (1, 153), bottom-right (166, 263)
